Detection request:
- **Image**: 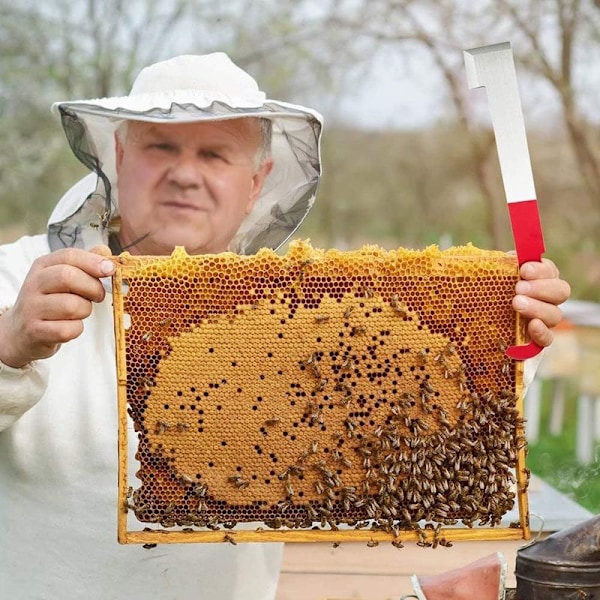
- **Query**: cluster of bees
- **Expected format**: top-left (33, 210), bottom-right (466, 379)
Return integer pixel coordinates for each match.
top-left (116, 241), bottom-right (527, 545)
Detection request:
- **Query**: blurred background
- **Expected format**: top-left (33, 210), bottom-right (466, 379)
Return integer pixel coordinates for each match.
top-left (1, 0), bottom-right (599, 510)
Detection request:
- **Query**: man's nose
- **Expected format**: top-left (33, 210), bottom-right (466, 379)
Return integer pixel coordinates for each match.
top-left (167, 154), bottom-right (202, 188)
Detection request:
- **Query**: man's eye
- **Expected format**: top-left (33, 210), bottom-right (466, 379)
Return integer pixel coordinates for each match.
top-left (151, 143), bottom-right (175, 152)
top-left (201, 150), bottom-right (223, 160)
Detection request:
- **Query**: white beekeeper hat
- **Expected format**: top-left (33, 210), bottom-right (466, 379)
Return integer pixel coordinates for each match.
top-left (48, 52), bottom-right (323, 255)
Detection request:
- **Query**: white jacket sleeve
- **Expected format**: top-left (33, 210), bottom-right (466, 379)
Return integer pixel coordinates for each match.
top-left (0, 234), bottom-right (52, 430)
top-left (523, 350), bottom-right (544, 397)
top-left (0, 359), bottom-right (49, 431)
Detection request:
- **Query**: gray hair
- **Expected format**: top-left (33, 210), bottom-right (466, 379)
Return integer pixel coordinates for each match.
top-left (115, 117), bottom-right (272, 170)
top-left (255, 117), bottom-right (273, 168)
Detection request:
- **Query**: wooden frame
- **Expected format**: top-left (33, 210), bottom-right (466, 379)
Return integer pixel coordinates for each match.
top-left (113, 243), bottom-right (530, 545)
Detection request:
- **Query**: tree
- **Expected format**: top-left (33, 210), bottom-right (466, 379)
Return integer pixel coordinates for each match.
top-left (497, 0), bottom-right (600, 210)
top-left (0, 0), bottom-right (220, 231)
top-left (313, 0), bottom-right (515, 248)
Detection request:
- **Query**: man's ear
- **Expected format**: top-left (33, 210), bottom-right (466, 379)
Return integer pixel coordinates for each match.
top-left (246, 158), bottom-right (274, 214)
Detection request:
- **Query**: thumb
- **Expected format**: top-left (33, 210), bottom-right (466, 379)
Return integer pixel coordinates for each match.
top-left (89, 244), bottom-right (112, 258)
top-left (89, 245), bottom-right (115, 278)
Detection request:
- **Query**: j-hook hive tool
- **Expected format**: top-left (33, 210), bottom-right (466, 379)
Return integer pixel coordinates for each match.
top-left (464, 41), bottom-right (546, 360)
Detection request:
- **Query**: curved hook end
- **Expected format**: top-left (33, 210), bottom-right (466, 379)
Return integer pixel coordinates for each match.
top-left (506, 340), bottom-right (543, 360)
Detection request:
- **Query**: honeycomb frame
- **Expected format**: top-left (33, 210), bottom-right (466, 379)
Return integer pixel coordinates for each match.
top-left (112, 241), bottom-right (531, 546)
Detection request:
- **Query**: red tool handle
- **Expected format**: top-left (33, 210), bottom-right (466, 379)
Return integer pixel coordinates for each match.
top-left (506, 199), bottom-right (546, 360)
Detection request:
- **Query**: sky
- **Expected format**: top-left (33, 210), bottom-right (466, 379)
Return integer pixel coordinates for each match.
top-left (304, 28), bottom-right (600, 133)
top-left (333, 46), bottom-right (448, 129)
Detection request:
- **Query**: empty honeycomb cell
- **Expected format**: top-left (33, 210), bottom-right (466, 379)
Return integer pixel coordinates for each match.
top-left (114, 240), bottom-right (529, 543)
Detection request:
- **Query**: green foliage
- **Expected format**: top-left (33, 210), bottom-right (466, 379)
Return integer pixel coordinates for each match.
top-left (527, 380), bottom-right (600, 513)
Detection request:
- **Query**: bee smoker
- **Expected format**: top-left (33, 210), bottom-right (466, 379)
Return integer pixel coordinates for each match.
top-left (515, 515), bottom-right (600, 599)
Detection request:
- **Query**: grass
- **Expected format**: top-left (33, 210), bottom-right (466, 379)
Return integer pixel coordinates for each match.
top-left (526, 379), bottom-right (600, 513)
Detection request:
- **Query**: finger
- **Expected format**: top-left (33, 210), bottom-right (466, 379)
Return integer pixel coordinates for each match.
top-left (28, 318), bottom-right (85, 348)
top-left (515, 278), bottom-right (571, 305)
top-left (519, 258), bottom-right (560, 280)
top-left (34, 247), bottom-right (115, 279)
top-left (35, 293), bottom-right (95, 321)
top-left (33, 263), bottom-right (108, 303)
top-left (527, 318), bottom-right (554, 348)
top-left (513, 295), bottom-right (564, 329)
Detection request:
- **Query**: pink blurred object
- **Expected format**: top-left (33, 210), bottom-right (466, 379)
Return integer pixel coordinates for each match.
top-left (408, 552), bottom-right (507, 600)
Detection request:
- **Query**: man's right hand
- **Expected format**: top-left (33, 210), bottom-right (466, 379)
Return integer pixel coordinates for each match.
top-left (0, 248), bottom-right (115, 368)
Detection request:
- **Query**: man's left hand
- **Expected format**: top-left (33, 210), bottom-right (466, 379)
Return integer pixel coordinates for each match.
top-left (512, 258), bottom-right (571, 348)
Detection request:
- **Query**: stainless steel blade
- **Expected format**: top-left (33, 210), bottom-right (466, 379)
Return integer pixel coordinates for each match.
top-left (464, 41), bottom-right (536, 204)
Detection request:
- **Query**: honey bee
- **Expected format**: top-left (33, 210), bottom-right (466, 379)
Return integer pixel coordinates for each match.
top-left (306, 504), bottom-right (318, 520)
top-left (343, 306), bottom-right (355, 319)
top-left (437, 409), bottom-right (451, 427)
top-left (422, 380), bottom-right (435, 394)
top-left (296, 450), bottom-right (311, 464)
top-left (313, 379), bottom-right (327, 393)
top-left (193, 484), bottom-right (208, 497)
top-left (390, 293), bottom-right (409, 317)
top-left (268, 518), bottom-right (283, 529)
top-left (344, 418), bottom-right (356, 432)
top-left (154, 421), bottom-right (171, 434)
top-left (314, 315), bottom-right (330, 324)
top-left (207, 515), bottom-right (220, 527)
top-left (362, 285), bottom-right (374, 299)
top-left (139, 376), bottom-right (153, 391)
top-left (444, 342), bottom-right (457, 356)
top-left (297, 258), bottom-right (314, 281)
top-left (285, 482), bottom-right (294, 498)
top-left (366, 539), bottom-right (379, 548)
top-left (309, 408), bottom-right (323, 424)
top-left (340, 356), bottom-right (355, 371)
top-left (223, 534), bottom-right (237, 545)
top-left (264, 418), bottom-right (281, 426)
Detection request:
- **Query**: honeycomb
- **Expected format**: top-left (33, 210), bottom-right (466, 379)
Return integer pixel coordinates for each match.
top-left (113, 240), bottom-right (529, 546)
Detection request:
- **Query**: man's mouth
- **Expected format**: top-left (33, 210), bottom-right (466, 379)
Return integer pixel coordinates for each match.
top-left (163, 199), bottom-right (207, 212)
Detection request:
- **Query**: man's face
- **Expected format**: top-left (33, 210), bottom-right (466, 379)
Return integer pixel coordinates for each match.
top-left (115, 118), bottom-right (272, 255)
